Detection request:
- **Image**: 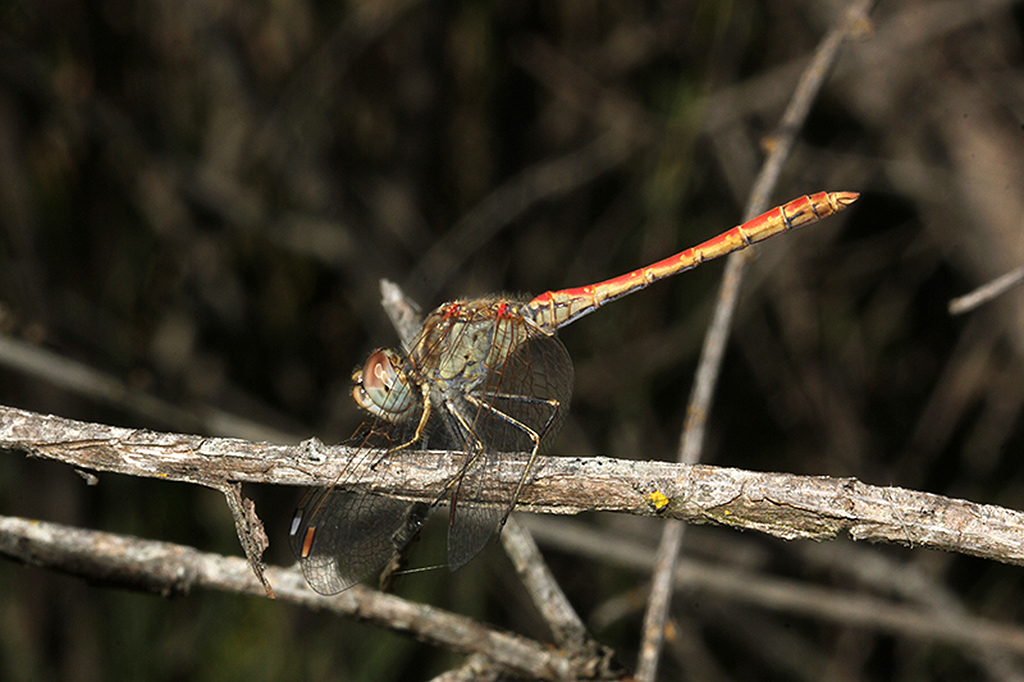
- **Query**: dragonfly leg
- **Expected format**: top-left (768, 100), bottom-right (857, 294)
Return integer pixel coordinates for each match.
top-left (461, 391), bottom-right (563, 527)
top-left (369, 381), bottom-right (434, 470)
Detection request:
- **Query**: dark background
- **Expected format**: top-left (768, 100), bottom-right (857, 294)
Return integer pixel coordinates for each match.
top-left (2, 0), bottom-right (1024, 680)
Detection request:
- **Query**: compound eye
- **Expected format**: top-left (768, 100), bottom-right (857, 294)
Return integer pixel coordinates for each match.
top-left (362, 351), bottom-right (394, 391)
top-left (352, 349), bottom-right (416, 421)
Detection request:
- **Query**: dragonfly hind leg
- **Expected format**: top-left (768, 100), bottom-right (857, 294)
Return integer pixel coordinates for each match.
top-left (438, 391), bottom-right (562, 570)
top-left (466, 390), bottom-right (563, 526)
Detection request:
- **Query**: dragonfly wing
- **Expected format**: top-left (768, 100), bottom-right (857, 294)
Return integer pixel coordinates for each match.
top-left (442, 331), bottom-right (573, 571)
top-left (290, 487), bottom-right (430, 595)
top-left (446, 469), bottom-right (505, 571)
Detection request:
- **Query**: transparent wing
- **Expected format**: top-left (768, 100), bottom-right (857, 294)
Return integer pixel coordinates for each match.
top-left (288, 389), bottom-right (432, 594)
top-left (441, 327), bottom-right (573, 571)
top-left (290, 486), bottom-right (430, 595)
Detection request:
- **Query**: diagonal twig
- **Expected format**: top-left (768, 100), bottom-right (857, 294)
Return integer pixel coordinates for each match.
top-left (948, 263), bottom-right (1024, 315)
top-left (379, 279), bottom-right (611, 668)
top-left (499, 517), bottom-right (600, 649)
top-left (636, 3), bottom-right (873, 679)
top-left (0, 334), bottom-right (294, 443)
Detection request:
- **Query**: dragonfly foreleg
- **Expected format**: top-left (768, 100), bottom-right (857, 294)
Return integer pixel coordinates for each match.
top-left (369, 381), bottom-right (434, 471)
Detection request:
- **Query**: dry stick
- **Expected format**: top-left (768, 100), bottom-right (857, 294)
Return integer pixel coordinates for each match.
top-left (796, 543), bottom-right (1024, 680)
top-left (427, 656), bottom-right (503, 682)
top-left (700, 0), bottom-right (1010, 140)
top-left (635, 4), bottom-right (872, 680)
top-left (405, 130), bottom-right (636, 302)
top-left (0, 334), bottom-right (292, 444)
top-left (381, 279), bottom-right (425, 352)
top-left (4, 404), bottom-right (1024, 677)
top-left (0, 515), bottom-right (578, 682)
top-left (378, 281), bottom-right (610, 668)
top-left (4, 405), bottom-right (1024, 564)
top-left (948, 263), bottom-right (1024, 315)
top-left (0, 337), bottom-right (291, 596)
top-left (0, 283), bottom-right (611, 677)
top-left (524, 516), bottom-right (1024, 656)
top-left (499, 517), bottom-right (598, 650)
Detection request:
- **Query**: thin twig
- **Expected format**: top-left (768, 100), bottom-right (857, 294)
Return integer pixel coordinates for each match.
top-left (378, 280), bottom-right (608, 663)
top-left (428, 656), bottom-right (503, 682)
top-left (636, 3), bottom-right (873, 679)
top-left (499, 517), bottom-right (598, 651)
top-left (0, 515), bottom-right (595, 681)
top-left (0, 334), bottom-right (293, 443)
top-left (524, 516), bottom-right (1024, 656)
top-left (796, 542), bottom-right (1024, 679)
top-left (699, 0), bottom-right (1011, 138)
top-left (380, 278), bottom-right (425, 351)
top-left (405, 129), bottom-right (636, 301)
top-left (949, 263), bottom-right (1024, 315)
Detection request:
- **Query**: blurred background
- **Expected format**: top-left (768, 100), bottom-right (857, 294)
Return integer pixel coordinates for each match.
top-left (2, 0), bottom-right (1024, 680)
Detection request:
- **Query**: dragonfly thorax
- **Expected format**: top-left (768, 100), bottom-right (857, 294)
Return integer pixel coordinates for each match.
top-left (413, 299), bottom-right (536, 385)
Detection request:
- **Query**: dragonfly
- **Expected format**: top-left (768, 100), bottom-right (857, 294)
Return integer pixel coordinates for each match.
top-left (290, 190), bottom-right (859, 595)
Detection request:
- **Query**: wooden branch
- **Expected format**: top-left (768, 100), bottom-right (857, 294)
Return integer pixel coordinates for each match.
top-left (3, 404), bottom-right (1024, 568)
top-left (0, 515), bottom-right (620, 681)
top-left (500, 516), bottom-right (606, 658)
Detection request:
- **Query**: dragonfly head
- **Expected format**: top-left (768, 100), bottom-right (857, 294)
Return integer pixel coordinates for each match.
top-left (352, 348), bottom-right (418, 422)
